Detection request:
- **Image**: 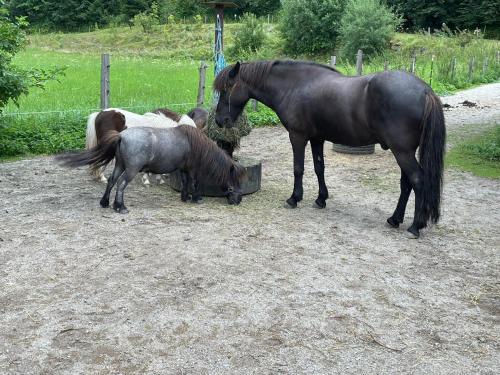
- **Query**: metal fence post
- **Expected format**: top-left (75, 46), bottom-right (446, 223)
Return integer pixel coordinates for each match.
top-left (100, 54), bottom-right (110, 110)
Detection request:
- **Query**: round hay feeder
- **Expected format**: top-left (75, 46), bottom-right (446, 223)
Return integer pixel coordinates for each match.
top-left (332, 143), bottom-right (375, 155)
top-left (169, 157), bottom-right (261, 197)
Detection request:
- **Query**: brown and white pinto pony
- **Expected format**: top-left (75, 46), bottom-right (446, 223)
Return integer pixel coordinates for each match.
top-left (85, 107), bottom-right (209, 184)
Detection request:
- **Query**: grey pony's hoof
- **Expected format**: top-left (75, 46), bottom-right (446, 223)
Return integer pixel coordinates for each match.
top-left (313, 198), bottom-right (326, 209)
top-left (100, 199), bottom-right (110, 208)
top-left (387, 217), bottom-right (400, 228)
top-left (285, 197), bottom-right (297, 209)
top-left (406, 226), bottom-right (420, 239)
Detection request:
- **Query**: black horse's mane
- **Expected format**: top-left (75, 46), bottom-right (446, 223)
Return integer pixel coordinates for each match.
top-left (213, 60), bottom-right (342, 91)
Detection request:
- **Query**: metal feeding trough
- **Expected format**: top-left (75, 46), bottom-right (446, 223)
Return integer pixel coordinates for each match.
top-left (169, 156), bottom-right (261, 197)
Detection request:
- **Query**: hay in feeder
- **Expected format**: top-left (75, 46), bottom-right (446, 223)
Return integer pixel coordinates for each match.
top-left (204, 108), bottom-right (252, 148)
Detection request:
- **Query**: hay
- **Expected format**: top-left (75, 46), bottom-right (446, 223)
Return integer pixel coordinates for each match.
top-left (205, 108), bottom-right (252, 147)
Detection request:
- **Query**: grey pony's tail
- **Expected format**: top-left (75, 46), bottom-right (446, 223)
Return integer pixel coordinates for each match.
top-left (55, 130), bottom-right (121, 170)
top-left (418, 91), bottom-right (446, 225)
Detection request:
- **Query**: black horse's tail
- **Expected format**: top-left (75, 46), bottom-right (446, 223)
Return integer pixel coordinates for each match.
top-left (418, 92), bottom-right (446, 224)
top-left (56, 130), bottom-right (121, 169)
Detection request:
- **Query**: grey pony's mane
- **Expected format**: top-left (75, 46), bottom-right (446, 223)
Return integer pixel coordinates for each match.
top-left (175, 125), bottom-right (245, 185)
top-left (213, 60), bottom-right (342, 91)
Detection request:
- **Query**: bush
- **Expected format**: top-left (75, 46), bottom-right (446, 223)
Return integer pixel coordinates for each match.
top-left (280, 0), bottom-right (346, 55)
top-left (132, 2), bottom-right (159, 33)
top-left (339, 0), bottom-right (401, 60)
top-left (227, 13), bottom-right (266, 59)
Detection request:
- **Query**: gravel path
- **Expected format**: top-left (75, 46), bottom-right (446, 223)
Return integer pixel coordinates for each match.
top-left (1, 83), bottom-right (499, 374)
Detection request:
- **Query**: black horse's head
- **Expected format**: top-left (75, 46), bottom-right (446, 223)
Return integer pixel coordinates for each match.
top-left (214, 62), bottom-right (249, 128)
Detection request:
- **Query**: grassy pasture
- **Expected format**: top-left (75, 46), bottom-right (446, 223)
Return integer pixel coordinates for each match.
top-left (0, 24), bottom-right (499, 158)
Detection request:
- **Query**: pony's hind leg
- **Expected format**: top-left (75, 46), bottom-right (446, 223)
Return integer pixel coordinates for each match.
top-left (311, 140), bottom-right (329, 208)
top-left (100, 163), bottom-right (124, 208)
top-left (393, 151), bottom-right (426, 238)
top-left (387, 171), bottom-right (412, 228)
top-left (113, 169), bottom-right (139, 214)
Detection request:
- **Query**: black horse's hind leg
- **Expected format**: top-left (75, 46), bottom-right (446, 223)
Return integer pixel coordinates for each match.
top-left (311, 140), bottom-right (329, 208)
top-left (286, 132), bottom-right (308, 208)
top-left (180, 171), bottom-right (190, 202)
top-left (387, 171), bottom-right (412, 228)
top-left (393, 152), bottom-right (426, 238)
top-left (100, 162), bottom-right (125, 208)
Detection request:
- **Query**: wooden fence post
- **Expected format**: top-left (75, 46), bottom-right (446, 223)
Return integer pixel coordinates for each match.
top-left (450, 56), bottom-right (457, 81)
top-left (429, 54), bottom-right (435, 86)
top-left (251, 99), bottom-right (258, 111)
top-left (356, 49), bottom-right (363, 76)
top-left (197, 61), bottom-right (208, 107)
top-left (330, 55), bottom-right (336, 67)
top-left (410, 55), bottom-right (416, 74)
top-left (384, 61), bottom-right (389, 71)
top-left (482, 57), bottom-right (488, 76)
top-left (468, 56), bottom-right (475, 81)
top-left (496, 51), bottom-right (499, 65)
top-left (100, 54), bottom-right (110, 109)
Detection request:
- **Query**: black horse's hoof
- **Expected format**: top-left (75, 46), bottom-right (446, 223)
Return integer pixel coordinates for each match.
top-left (285, 198), bottom-right (297, 208)
top-left (191, 197), bottom-right (203, 204)
top-left (181, 195), bottom-right (190, 202)
top-left (406, 226), bottom-right (420, 239)
top-left (387, 217), bottom-right (400, 228)
top-left (313, 198), bottom-right (326, 209)
top-left (100, 199), bottom-right (109, 208)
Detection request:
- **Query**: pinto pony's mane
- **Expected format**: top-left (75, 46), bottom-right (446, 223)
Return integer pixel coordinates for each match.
top-left (213, 60), bottom-right (342, 91)
top-left (176, 125), bottom-right (246, 186)
top-left (151, 108), bottom-right (181, 122)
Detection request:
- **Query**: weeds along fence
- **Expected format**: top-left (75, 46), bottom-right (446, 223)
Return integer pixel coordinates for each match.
top-left (332, 46), bottom-right (500, 94)
top-left (1, 48), bottom-right (499, 158)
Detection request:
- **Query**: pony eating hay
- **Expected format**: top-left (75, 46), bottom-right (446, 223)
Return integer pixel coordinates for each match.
top-left (85, 107), bottom-right (208, 184)
top-left (57, 110), bottom-right (246, 213)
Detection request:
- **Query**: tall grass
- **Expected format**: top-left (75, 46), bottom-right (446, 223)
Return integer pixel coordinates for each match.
top-left (1, 25), bottom-right (499, 158)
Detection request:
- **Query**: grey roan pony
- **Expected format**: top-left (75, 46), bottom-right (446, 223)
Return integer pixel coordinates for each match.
top-left (214, 60), bottom-right (446, 237)
top-left (57, 110), bottom-right (246, 213)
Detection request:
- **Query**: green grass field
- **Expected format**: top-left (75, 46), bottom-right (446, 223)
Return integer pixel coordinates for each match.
top-left (447, 126), bottom-right (500, 179)
top-left (0, 24), bottom-right (499, 158)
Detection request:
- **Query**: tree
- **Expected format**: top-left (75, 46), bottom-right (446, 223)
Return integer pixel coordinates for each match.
top-left (280, 0), bottom-right (347, 55)
top-left (339, 0), bottom-right (401, 60)
top-left (0, 4), bottom-right (62, 112)
top-left (241, 0), bottom-right (281, 16)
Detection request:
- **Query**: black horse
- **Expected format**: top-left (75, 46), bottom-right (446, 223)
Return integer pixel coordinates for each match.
top-left (214, 60), bottom-right (446, 238)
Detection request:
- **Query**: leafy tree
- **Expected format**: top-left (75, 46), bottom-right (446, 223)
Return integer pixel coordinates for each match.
top-left (280, 0), bottom-right (347, 55)
top-left (0, 4), bottom-right (63, 112)
top-left (387, 0), bottom-right (500, 38)
top-left (227, 13), bottom-right (266, 59)
top-left (339, 0), bottom-right (401, 60)
top-left (240, 0), bottom-right (281, 16)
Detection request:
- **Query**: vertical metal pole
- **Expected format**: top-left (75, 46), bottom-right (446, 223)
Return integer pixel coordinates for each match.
top-left (197, 61), bottom-right (208, 107)
top-left (215, 5), bottom-right (224, 50)
top-left (330, 55), bottom-right (336, 67)
top-left (356, 49), bottom-right (363, 76)
top-left (384, 61), bottom-right (389, 71)
top-left (100, 54), bottom-right (110, 109)
top-left (251, 99), bottom-right (258, 111)
top-left (411, 55), bottom-right (416, 74)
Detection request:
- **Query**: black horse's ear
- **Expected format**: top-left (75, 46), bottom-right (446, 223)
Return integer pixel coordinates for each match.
top-left (229, 62), bottom-right (241, 79)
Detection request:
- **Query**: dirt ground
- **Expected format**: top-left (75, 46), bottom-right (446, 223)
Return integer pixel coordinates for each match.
top-left (1, 83), bottom-right (499, 374)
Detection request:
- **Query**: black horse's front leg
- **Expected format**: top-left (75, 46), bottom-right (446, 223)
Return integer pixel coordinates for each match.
top-left (286, 132), bottom-right (308, 208)
top-left (310, 140), bottom-right (329, 208)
